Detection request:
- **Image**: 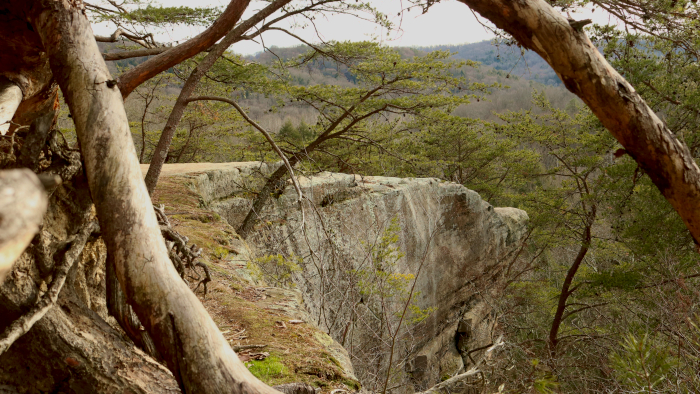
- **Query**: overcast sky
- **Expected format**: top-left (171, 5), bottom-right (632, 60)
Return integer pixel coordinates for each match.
top-left (95, 0), bottom-right (615, 55)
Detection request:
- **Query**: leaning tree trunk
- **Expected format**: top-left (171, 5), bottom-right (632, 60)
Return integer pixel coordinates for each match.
top-left (237, 159), bottom-right (297, 239)
top-left (25, 1), bottom-right (281, 393)
top-left (458, 0), bottom-right (700, 245)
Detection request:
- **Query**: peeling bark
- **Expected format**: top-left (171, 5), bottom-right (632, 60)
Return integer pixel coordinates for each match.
top-left (24, 1), bottom-right (281, 392)
top-left (458, 0), bottom-right (700, 245)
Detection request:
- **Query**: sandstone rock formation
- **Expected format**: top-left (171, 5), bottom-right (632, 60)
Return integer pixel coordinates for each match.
top-left (0, 161), bottom-right (526, 393)
top-left (177, 163), bottom-right (528, 392)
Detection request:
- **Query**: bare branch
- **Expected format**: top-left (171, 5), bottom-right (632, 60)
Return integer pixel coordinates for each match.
top-left (187, 95), bottom-right (304, 203)
top-left (103, 47), bottom-right (169, 61)
top-left (0, 169), bottom-right (47, 283)
top-left (95, 28), bottom-right (156, 48)
top-left (0, 77), bottom-right (23, 135)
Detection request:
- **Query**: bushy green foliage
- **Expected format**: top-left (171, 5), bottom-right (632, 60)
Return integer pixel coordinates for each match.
top-left (91, 1), bottom-right (222, 27)
top-left (610, 334), bottom-right (675, 393)
top-left (99, 4), bottom-right (700, 388)
top-left (253, 253), bottom-right (303, 288)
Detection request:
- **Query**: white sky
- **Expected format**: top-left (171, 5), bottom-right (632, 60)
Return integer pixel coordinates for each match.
top-left (94, 0), bottom-right (617, 55)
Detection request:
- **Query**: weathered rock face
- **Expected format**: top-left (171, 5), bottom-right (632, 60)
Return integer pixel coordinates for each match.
top-left (183, 164), bottom-right (528, 393)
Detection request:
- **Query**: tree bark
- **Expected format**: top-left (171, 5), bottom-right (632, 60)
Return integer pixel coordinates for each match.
top-left (116, 0), bottom-right (251, 99)
top-left (106, 251), bottom-right (161, 360)
top-left (457, 0), bottom-right (700, 245)
top-left (0, 297), bottom-right (181, 393)
top-left (143, 0), bottom-right (293, 194)
top-left (0, 77), bottom-right (22, 135)
top-left (547, 222), bottom-right (592, 357)
top-left (0, 169), bottom-right (47, 284)
top-left (0, 221), bottom-right (96, 356)
top-left (27, 1), bottom-right (280, 392)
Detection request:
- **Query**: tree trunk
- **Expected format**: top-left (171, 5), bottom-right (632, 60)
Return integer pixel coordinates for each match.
top-left (457, 0), bottom-right (700, 245)
top-left (547, 222), bottom-right (592, 357)
top-left (26, 1), bottom-right (280, 392)
top-left (0, 297), bottom-right (181, 393)
top-left (106, 251), bottom-right (161, 360)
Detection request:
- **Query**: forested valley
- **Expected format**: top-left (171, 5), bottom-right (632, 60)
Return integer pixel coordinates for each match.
top-left (1, 0), bottom-right (699, 393)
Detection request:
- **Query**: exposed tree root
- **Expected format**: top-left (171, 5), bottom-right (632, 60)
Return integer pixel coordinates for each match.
top-left (155, 204), bottom-right (212, 296)
top-left (0, 219), bottom-right (97, 355)
top-left (108, 204), bottom-right (214, 358)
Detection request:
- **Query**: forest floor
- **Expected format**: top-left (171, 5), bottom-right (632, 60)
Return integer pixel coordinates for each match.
top-left (148, 169), bottom-right (359, 392)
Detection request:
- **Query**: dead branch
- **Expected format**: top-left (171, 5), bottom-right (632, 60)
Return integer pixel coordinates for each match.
top-left (232, 344), bottom-right (267, 352)
top-left (103, 47), bottom-right (169, 61)
top-left (0, 169), bottom-right (48, 283)
top-left (0, 77), bottom-right (22, 136)
top-left (95, 28), bottom-right (156, 48)
top-left (416, 369), bottom-right (481, 394)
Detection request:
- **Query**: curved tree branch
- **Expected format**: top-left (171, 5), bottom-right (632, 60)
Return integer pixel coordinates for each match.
top-left (458, 0), bottom-right (700, 245)
top-left (116, 0), bottom-right (251, 98)
top-left (95, 28), bottom-right (156, 48)
top-left (187, 95), bottom-right (304, 202)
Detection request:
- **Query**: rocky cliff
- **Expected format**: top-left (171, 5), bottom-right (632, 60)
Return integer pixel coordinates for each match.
top-left (0, 162), bottom-right (526, 393)
top-left (173, 163), bottom-right (528, 392)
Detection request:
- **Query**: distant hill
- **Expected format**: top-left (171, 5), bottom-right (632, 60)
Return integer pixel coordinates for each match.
top-left (247, 40), bottom-right (561, 86)
top-left (414, 41), bottom-right (561, 86)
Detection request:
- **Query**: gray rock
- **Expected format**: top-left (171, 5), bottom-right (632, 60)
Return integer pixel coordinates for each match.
top-left (177, 164), bottom-right (528, 393)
